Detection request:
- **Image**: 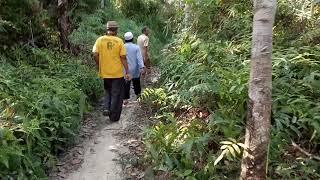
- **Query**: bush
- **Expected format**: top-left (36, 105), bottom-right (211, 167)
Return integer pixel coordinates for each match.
top-left (141, 0), bottom-right (320, 179)
top-left (0, 47), bottom-right (103, 179)
top-left (0, 0), bottom-right (50, 47)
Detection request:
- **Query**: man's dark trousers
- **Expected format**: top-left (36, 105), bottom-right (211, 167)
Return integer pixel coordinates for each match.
top-left (103, 78), bottom-right (125, 121)
top-left (124, 78), bottom-right (141, 99)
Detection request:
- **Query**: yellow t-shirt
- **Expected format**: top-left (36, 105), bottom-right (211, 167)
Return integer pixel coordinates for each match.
top-left (92, 35), bottom-right (126, 78)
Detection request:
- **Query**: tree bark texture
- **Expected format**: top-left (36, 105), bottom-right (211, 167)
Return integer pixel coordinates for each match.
top-left (58, 0), bottom-right (70, 50)
top-left (240, 0), bottom-right (276, 179)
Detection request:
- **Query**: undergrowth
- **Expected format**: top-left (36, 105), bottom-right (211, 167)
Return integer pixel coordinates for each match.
top-left (0, 47), bottom-right (103, 179)
top-left (141, 45), bottom-right (320, 179)
top-left (0, 0), bottom-right (167, 178)
top-left (140, 0), bottom-right (320, 179)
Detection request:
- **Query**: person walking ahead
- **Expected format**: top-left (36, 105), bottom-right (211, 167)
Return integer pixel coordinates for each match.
top-left (137, 26), bottom-right (150, 71)
top-left (93, 21), bottom-right (130, 122)
top-left (123, 32), bottom-right (145, 105)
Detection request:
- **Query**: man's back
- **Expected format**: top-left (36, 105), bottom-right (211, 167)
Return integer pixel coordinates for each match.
top-left (125, 42), bottom-right (144, 78)
top-left (93, 35), bottom-right (126, 78)
top-left (137, 34), bottom-right (149, 53)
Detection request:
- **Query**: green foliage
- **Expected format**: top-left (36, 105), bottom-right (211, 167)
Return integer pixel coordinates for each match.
top-left (0, 0), bottom-right (104, 49)
top-left (116, 0), bottom-right (166, 31)
top-left (140, 0), bottom-right (320, 179)
top-left (0, 0), bottom-right (51, 48)
top-left (115, 0), bottom-right (169, 64)
top-left (69, 0), bottom-right (101, 23)
top-left (69, 5), bottom-right (165, 64)
top-left (0, 47), bottom-right (103, 179)
top-left (139, 88), bottom-right (168, 109)
top-left (2, 0), bottom-right (320, 178)
top-left (140, 88), bottom-right (240, 179)
top-left (117, 0), bottom-right (161, 19)
top-left (214, 139), bottom-right (245, 166)
top-left (272, 47), bottom-right (320, 143)
top-left (0, 0), bottom-right (168, 178)
top-left (143, 113), bottom-right (216, 179)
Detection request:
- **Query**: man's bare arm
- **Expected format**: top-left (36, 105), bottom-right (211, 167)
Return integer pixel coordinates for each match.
top-left (93, 52), bottom-right (99, 68)
top-left (121, 55), bottom-right (130, 80)
top-left (120, 55), bottom-right (129, 74)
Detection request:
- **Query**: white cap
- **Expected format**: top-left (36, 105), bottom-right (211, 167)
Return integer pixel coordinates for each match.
top-left (124, 32), bottom-right (134, 41)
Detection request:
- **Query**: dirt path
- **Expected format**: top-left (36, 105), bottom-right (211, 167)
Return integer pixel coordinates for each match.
top-left (66, 101), bottom-right (136, 180)
top-left (50, 69), bottom-right (159, 180)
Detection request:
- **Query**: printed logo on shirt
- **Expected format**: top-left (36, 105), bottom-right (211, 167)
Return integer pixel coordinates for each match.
top-left (107, 42), bottom-right (113, 50)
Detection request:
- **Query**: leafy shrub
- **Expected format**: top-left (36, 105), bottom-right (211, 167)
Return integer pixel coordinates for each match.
top-left (139, 88), bottom-right (169, 109)
top-left (141, 0), bottom-right (320, 179)
top-left (0, 47), bottom-right (103, 179)
top-left (0, 0), bottom-right (167, 178)
top-left (143, 113), bottom-right (213, 179)
top-left (115, 0), bottom-right (169, 64)
top-left (0, 0), bottom-right (63, 49)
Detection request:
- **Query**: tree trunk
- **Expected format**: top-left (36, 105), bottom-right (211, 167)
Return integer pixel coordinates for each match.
top-left (101, 0), bottom-right (105, 8)
top-left (240, 0), bottom-right (276, 179)
top-left (184, 3), bottom-right (191, 29)
top-left (57, 0), bottom-right (70, 50)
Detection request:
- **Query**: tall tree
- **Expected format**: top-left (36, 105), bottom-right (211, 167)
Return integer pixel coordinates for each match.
top-left (101, 0), bottom-right (105, 8)
top-left (57, 0), bottom-right (70, 50)
top-left (184, 2), bottom-right (191, 29)
top-left (240, 0), bottom-right (277, 179)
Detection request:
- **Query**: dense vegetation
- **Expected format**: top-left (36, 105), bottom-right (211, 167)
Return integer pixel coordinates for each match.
top-left (1, 0), bottom-right (320, 179)
top-left (0, 48), bottom-right (102, 178)
top-left (0, 0), bottom-right (165, 179)
top-left (0, 1), bottom-right (101, 178)
top-left (139, 0), bottom-right (320, 179)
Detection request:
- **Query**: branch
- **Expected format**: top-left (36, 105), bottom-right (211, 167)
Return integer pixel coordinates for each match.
top-left (291, 141), bottom-right (320, 161)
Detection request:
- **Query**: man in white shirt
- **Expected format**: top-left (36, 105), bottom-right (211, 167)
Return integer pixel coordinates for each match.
top-left (137, 26), bottom-right (150, 71)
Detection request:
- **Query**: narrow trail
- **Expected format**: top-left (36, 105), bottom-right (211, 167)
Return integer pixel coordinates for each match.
top-left (50, 68), bottom-right (159, 180)
top-left (66, 100), bottom-right (136, 180)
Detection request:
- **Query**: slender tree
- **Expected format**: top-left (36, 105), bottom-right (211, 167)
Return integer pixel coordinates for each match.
top-left (184, 2), bottom-right (191, 29)
top-left (57, 0), bottom-right (70, 50)
top-left (240, 0), bottom-right (277, 179)
top-left (101, 0), bottom-right (105, 8)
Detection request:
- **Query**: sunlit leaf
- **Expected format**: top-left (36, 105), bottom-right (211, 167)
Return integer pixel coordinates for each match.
top-left (214, 149), bottom-right (227, 166)
top-left (220, 141), bottom-right (233, 145)
top-left (232, 144), bottom-right (241, 154)
top-left (220, 145), bottom-right (228, 150)
top-left (227, 146), bottom-right (236, 158)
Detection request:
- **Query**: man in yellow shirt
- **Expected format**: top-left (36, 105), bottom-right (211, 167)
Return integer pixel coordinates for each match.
top-left (93, 21), bottom-right (130, 122)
